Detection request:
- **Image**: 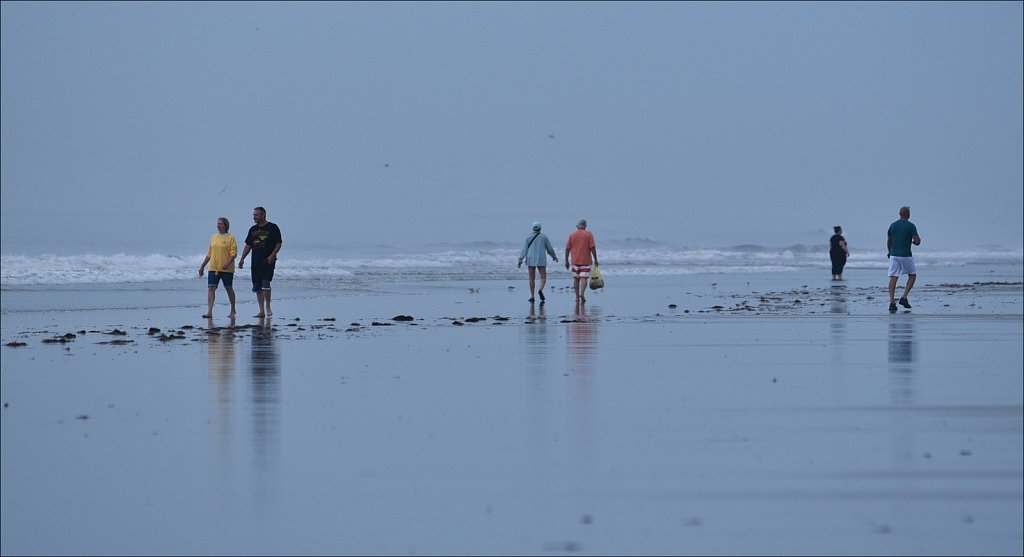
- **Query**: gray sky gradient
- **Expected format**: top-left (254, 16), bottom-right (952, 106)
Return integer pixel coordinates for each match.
top-left (2, 1), bottom-right (1021, 255)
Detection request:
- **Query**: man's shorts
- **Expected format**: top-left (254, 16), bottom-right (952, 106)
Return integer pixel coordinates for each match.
top-left (251, 266), bottom-right (275, 292)
top-left (207, 271), bottom-right (234, 288)
top-left (887, 256), bottom-right (916, 277)
top-left (571, 264), bottom-right (591, 279)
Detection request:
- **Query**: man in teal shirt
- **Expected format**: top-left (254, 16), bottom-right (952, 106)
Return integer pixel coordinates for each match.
top-left (886, 206), bottom-right (922, 313)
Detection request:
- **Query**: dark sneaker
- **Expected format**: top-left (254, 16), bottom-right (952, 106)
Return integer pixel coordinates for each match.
top-left (899, 297), bottom-right (912, 309)
top-left (889, 302), bottom-right (898, 313)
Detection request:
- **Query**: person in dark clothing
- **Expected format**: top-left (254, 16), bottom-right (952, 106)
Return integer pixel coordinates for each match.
top-left (829, 225), bottom-right (850, 281)
top-left (238, 206), bottom-right (283, 318)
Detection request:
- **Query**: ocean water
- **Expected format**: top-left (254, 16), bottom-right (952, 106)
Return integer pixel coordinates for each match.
top-left (3, 240), bottom-right (1021, 287)
top-left (3, 238), bottom-right (1021, 319)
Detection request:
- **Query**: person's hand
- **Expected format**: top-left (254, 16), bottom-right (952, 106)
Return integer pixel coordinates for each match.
top-left (554, 257), bottom-right (558, 263)
top-left (238, 259), bottom-right (244, 269)
top-left (267, 254), bottom-right (276, 265)
top-left (199, 268), bottom-right (204, 277)
top-left (565, 261), bottom-right (570, 270)
top-left (517, 261), bottom-right (522, 268)
top-left (886, 253), bottom-right (890, 259)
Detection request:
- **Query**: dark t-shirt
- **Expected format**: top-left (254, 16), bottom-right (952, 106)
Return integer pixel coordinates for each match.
top-left (887, 220), bottom-right (918, 258)
top-left (829, 234), bottom-right (846, 255)
top-left (245, 222), bottom-right (282, 269)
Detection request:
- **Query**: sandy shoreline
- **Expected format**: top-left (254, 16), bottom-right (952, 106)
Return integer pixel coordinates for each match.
top-left (2, 270), bottom-right (1022, 555)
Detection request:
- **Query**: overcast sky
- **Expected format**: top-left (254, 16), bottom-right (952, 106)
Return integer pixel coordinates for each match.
top-left (2, 1), bottom-right (1021, 255)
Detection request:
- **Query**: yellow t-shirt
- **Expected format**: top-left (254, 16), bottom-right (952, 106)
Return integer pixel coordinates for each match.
top-left (207, 233), bottom-right (237, 273)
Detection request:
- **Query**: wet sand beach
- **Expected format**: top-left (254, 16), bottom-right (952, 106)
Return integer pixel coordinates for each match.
top-left (2, 269), bottom-right (1022, 555)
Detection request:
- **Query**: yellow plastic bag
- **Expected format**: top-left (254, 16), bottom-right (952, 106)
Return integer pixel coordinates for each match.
top-left (589, 265), bottom-right (604, 290)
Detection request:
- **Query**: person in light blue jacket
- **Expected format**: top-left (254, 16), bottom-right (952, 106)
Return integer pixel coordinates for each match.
top-left (517, 221), bottom-right (558, 304)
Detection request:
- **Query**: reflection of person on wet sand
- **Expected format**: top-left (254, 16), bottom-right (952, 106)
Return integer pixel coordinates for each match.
top-left (206, 317), bottom-right (237, 392)
top-left (523, 301), bottom-right (549, 363)
top-left (887, 320), bottom-right (916, 404)
top-left (566, 302), bottom-right (598, 465)
top-left (528, 300), bottom-right (547, 321)
top-left (206, 317), bottom-right (237, 457)
top-left (250, 317), bottom-right (281, 466)
top-left (251, 318), bottom-right (279, 383)
top-left (207, 315), bottom-right (239, 442)
top-left (829, 284), bottom-right (848, 314)
top-left (567, 302), bottom-right (598, 361)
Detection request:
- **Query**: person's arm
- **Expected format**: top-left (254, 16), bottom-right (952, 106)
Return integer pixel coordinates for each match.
top-left (545, 237), bottom-right (558, 263)
top-left (590, 246), bottom-right (598, 267)
top-left (239, 245), bottom-right (251, 269)
top-left (912, 234), bottom-right (921, 246)
top-left (199, 254), bottom-right (211, 277)
top-left (564, 243), bottom-right (571, 269)
top-left (223, 237), bottom-right (237, 271)
top-left (840, 239), bottom-right (849, 256)
top-left (518, 237), bottom-right (529, 267)
top-left (886, 234), bottom-right (892, 258)
top-left (267, 242), bottom-right (282, 265)
top-left (266, 226), bottom-right (282, 265)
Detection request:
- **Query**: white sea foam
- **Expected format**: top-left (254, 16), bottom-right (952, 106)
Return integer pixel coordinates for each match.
top-left (1, 245), bottom-right (1020, 286)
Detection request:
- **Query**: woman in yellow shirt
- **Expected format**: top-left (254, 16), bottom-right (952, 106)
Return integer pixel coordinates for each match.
top-left (199, 217), bottom-right (238, 318)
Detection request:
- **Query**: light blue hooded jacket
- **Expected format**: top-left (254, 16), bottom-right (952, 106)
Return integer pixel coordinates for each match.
top-left (518, 232), bottom-right (557, 267)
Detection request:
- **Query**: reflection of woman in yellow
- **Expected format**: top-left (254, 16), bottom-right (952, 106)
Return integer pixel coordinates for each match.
top-left (199, 217), bottom-right (238, 318)
top-left (207, 322), bottom-right (237, 399)
top-left (206, 320), bottom-right (236, 457)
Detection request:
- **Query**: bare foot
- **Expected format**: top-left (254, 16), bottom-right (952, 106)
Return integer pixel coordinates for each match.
top-left (266, 309), bottom-right (273, 317)
top-left (254, 313), bottom-right (265, 318)
top-left (202, 314), bottom-right (212, 318)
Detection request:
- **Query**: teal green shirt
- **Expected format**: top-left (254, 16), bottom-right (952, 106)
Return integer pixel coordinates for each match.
top-left (887, 219), bottom-right (918, 257)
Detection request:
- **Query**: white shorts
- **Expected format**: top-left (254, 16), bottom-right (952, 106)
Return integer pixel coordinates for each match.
top-left (887, 256), bottom-right (916, 277)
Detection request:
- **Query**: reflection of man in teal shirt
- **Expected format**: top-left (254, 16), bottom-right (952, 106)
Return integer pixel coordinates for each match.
top-left (886, 206), bottom-right (922, 312)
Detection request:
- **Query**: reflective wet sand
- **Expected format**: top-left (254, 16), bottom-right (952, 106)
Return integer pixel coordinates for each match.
top-left (2, 274), bottom-right (1021, 555)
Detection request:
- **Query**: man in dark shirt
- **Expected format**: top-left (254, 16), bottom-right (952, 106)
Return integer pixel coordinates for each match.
top-left (238, 206), bottom-right (283, 318)
top-left (886, 206), bottom-right (921, 313)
